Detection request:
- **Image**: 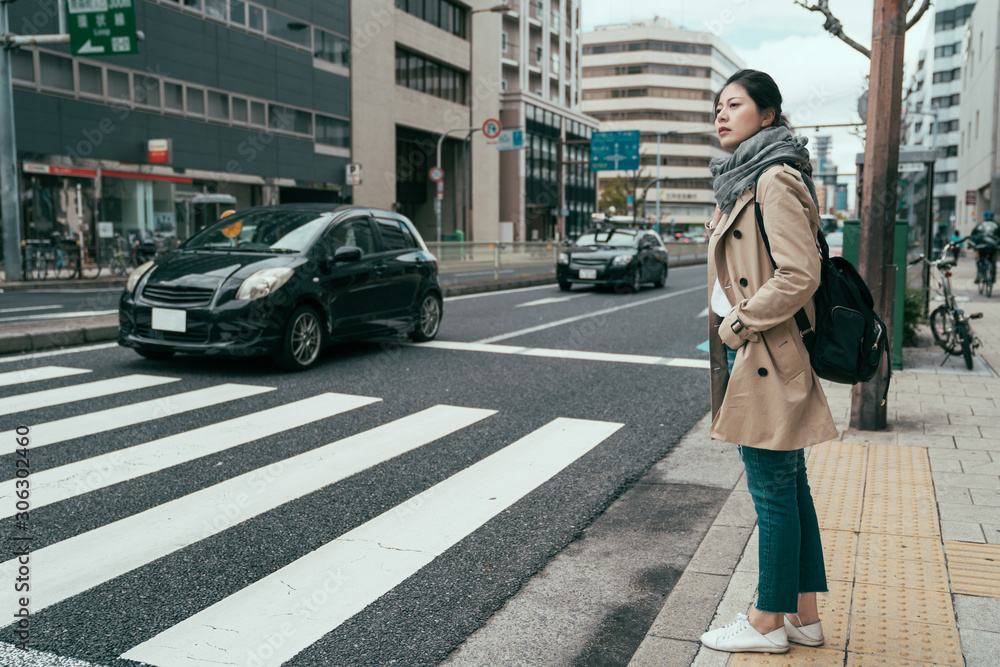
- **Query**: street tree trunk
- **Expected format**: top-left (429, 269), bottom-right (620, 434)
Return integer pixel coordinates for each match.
top-left (851, 0), bottom-right (908, 430)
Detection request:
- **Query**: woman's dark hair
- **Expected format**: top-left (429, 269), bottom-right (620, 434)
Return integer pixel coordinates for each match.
top-left (713, 69), bottom-right (791, 129)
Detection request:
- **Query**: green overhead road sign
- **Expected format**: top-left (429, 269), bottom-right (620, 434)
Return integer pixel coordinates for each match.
top-left (67, 0), bottom-right (138, 56)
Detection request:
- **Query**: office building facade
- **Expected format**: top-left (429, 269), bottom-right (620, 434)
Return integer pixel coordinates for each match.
top-left (7, 0), bottom-right (351, 247)
top-left (580, 18), bottom-right (743, 235)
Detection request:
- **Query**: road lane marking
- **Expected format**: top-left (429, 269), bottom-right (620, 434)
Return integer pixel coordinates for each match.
top-left (0, 405), bottom-right (495, 623)
top-left (0, 374), bottom-right (179, 417)
top-left (475, 285), bottom-right (704, 344)
top-left (0, 343), bottom-right (119, 364)
top-left (0, 305), bottom-right (63, 314)
top-left (515, 295), bottom-right (588, 308)
top-left (121, 417), bottom-right (622, 667)
top-left (0, 383), bottom-right (274, 450)
top-left (413, 340), bottom-right (709, 369)
top-left (0, 309), bottom-right (117, 322)
top-left (0, 365), bottom-right (90, 388)
top-left (699, 307), bottom-right (709, 317)
top-left (0, 393), bottom-right (380, 520)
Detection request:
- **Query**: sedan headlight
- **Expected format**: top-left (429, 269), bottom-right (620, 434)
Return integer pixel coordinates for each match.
top-left (235, 267), bottom-right (294, 300)
top-left (558, 252), bottom-right (570, 265)
top-left (125, 261), bottom-right (155, 293)
top-left (612, 254), bottom-right (632, 266)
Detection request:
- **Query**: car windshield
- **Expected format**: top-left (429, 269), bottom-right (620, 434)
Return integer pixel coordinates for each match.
top-left (182, 210), bottom-right (330, 253)
top-left (573, 230), bottom-right (638, 248)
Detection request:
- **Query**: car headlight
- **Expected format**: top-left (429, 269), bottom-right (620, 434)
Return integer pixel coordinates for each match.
top-left (125, 261), bottom-right (155, 293)
top-left (558, 252), bottom-right (569, 264)
top-left (235, 267), bottom-right (294, 300)
top-left (612, 254), bottom-right (632, 266)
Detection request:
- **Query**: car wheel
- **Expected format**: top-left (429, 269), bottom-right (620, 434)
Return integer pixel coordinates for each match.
top-left (558, 280), bottom-right (572, 291)
top-left (274, 305), bottom-right (322, 371)
top-left (409, 293), bottom-right (442, 342)
top-left (136, 347), bottom-right (175, 361)
top-left (653, 264), bottom-right (667, 288)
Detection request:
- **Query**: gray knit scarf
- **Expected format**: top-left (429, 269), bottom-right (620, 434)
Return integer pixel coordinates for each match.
top-left (709, 126), bottom-right (818, 214)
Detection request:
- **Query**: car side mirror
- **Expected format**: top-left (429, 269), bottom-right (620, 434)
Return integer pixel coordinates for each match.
top-left (333, 246), bottom-right (362, 263)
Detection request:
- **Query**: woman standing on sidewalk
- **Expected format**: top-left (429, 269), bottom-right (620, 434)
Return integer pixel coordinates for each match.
top-left (701, 69), bottom-right (839, 654)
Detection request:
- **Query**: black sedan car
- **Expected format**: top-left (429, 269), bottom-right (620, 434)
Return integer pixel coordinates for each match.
top-left (119, 205), bottom-right (443, 370)
top-left (557, 227), bottom-right (669, 292)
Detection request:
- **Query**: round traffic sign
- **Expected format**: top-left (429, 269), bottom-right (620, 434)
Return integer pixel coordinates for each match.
top-left (482, 118), bottom-right (502, 140)
top-left (429, 166), bottom-right (444, 183)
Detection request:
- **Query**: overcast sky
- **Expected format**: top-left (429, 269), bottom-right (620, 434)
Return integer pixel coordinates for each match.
top-left (580, 0), bottom-right (933, 190)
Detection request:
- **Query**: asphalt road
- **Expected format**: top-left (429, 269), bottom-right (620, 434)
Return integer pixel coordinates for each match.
top-left (0, 264), bottom-right (715, 666)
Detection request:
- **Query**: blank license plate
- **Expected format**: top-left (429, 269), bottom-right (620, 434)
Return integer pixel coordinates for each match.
top-left (151, 308), bottom-right (187, 333)
top-left (579, 269), bottom-right (597, 280)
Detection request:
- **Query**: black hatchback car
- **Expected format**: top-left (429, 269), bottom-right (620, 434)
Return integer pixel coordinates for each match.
top-left (557, 227), bottom-right (669, 292)
top-left (119, 205), bottom-right (443, 370)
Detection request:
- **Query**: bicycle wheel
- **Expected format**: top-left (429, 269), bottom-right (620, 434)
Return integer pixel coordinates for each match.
top-left (110, 254), bottom-right (129, 277)
top-left (929, 306), bottom-right (955, 350)
top-left (978, 259), bottom-right (987, 294)
top-left (959, 323), bottom-right (974, 369)
top-left (987, 262), bottom-right (996, 298)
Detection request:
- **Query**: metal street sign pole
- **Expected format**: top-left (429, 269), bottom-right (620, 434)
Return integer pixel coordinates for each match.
top-left (1, 0), bottom-right (23, 281)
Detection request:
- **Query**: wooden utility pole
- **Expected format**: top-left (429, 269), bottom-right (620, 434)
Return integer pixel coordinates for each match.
top-left (851, 0), bottom-right (908, 430)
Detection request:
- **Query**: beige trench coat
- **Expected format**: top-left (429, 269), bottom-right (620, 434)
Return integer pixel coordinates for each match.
top-left (707, 164), bottom-right (838, 451)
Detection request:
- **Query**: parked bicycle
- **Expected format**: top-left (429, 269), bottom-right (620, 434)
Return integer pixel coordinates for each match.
top-left (911, 240), bottom-right (983, 370)
top-left (972, 242), bottom-right (998, 297)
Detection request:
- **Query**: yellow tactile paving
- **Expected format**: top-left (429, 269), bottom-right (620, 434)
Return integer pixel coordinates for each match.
top-left (943, 540), bottom-right (1000, 597)
top-left (724, 440), bottom-right (967, 667)
top-left (848, 616), bottom-right (963, 665)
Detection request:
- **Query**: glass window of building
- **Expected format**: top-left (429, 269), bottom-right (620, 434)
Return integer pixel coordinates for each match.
top-left (39, 51), bottom-right (73, 91)
top-left (208, 91), bottom-right (229, 119)
top-left (12, 49), bottom-right (34, 83)
top-left (230, 0), bottom-right (245, 24)
top-left (250, 101), bottom-right (266, 126)
top-left (165, 82), bottom-right (184, 111)
top-left (205, 0), bottom-right (226, 20)
top-left (232, 96), bottom-right (249, 123)
top-left (316, 115), bottom-right (350, 147)
top-left (266, 9), bottom-right (311, 48)
top-left (134, 74), bottom-right (160, 107)
top-left (186, 86), bottom-right (205, 114)
top-left (107, 68), bottom-right (130, 102)
top-left (315, 29), bottom-right (350, 67)
top-left (270, 105), bottom-right (312, 135)
top-left (248, 4), bottom-right (264, 31)
top-left (78, 62), bottom-right (102, 95)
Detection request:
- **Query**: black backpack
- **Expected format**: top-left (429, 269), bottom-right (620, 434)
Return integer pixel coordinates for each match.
top-left (753, 179), bottom-right (890, 402)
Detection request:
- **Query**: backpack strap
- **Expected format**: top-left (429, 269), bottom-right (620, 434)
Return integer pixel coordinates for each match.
top-left (752, 172), bottom-right (815, 344)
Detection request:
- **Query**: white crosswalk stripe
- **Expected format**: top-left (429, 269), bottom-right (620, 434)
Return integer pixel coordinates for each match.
top-left (122, 417), bottom-right (623, 667)
top-left (0, 383), bottom-right (273, 451)
top-left (0, 405), bottom-right (495, 622)
top-left (0, 366), bottom-right (90, 388)
top-left (0, 393), bottom-right (380, 519)
top-left (0, 374), bottom-right (179, 416)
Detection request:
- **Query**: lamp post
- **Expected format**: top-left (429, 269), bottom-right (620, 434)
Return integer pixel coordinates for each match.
top-left (464, 3), bottom-right (509, 242)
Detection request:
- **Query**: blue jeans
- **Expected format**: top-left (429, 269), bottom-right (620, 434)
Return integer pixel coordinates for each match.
top-left (725, 345), bottom-right (828, 613)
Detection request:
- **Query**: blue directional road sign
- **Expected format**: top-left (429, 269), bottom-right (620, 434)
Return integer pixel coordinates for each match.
top-left (590, 130), bottom-right (640, 172)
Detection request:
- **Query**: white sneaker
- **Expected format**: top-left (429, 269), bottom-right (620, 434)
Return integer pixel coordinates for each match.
top-left (700, 613), bottom-right (789, 653)
top-left (784, 615), bottom-right (825, 646)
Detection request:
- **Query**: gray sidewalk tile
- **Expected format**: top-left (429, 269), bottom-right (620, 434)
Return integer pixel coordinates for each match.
top-left (932, 471), bottom-right (1000, 489)
top-left (899, 433), bottom-right (956, 448)
top-left (954, 595), bottom-right (1000, 632)
top-left (965, 462), bottom-right (1000, 476)
top-left (644, 572), bottom-right (731, 642)
top-left (685, 525), bottom-right (754, 577)
top-left (911, 404), bottom-right (975, 419)
top-left (959, 628), bottom-right (1000, 667)
top-left (956, 436), bottom-right (1000, 451)
top-left (943, 395), bottom-right (998, 409)
top-left (937, 503), bottom-right (1000, 523)
top-left (925, 423), bottom-right (984, 437)
top-left (937, 486), bottom-right (973, 505)
top-left (983, 524), bottom-right (1000, 544)
top-left (971, 405), bottom-right (1000, 417)
top-left (627, 636), bottom-right (698, 667)
top-left (965, 386), bottom-right (998, 398)
top-left (840, 430), bottom-right (898, 445)
top-left (928, 448), bottom-right (993, 461)
top-left (931, 459), bottom-right (965, 473)
top-left (711, 491), bottom-right (756, 529)
top-left (950, 414), bottom-right (1000, 428)
top-left (690, 646), bottom-right (730, 667)
top-left (969, 489), bottom-right (1000, 506)
top-left (940, 520), bottom-right (986, 542)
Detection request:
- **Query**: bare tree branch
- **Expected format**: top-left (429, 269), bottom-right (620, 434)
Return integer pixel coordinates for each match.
top-left (907, 0), bottom-right (932, 30)
top-left (794, 0), bottom-right (872, 58)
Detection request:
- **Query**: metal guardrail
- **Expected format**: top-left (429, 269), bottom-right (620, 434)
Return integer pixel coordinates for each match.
top-left (425, 241), bottom-right (710, 281)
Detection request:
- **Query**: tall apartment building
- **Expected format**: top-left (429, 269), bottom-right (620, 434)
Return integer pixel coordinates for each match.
top-left (902, 1), bottom-right (976, 231)
top-left (580, 18), bottom-right (744, 234)
top-left (353, 0), bottom-right (595, 243)
top-left (6, 0), bottom-right (351, 245)
top-left (957, 0), bottom-right (1000, 231)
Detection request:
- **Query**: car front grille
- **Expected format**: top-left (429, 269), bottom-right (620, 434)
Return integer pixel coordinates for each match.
top-left (142, 284), bottom-right (215, 307)
top-left (572, 257), bottom-right (608, 266)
